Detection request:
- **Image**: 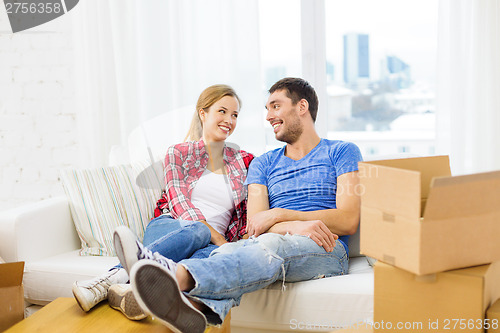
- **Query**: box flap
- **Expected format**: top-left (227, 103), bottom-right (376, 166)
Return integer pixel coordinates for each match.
top-left (487, 298), bottom-right (500, 317)
top-left (363, 155), bottom-right (451, 200)
top-left (0, 262), bottom-right (24, 288)
top-left (359, 162), bottom-right (421, 219)
top-left (424, 170), bottom-right (500, 220)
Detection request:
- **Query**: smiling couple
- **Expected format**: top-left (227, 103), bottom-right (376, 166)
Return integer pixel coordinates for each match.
top-left (72, 77), bottom-right (363, 333)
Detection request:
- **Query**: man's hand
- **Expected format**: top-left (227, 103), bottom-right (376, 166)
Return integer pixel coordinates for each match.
top-left (247, 208), bottom-right (282, 237)
top-left (269, 220), bottom-right (338, 252)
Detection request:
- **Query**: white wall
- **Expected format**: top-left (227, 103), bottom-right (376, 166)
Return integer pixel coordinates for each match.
top-left (0, 10), bottom-right (78, 211)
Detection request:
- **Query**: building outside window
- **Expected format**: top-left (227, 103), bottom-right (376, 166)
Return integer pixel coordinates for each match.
top-left (258, 0), bottom-right (438, 159)
top-left (325, 0), bottom-right (437, 160)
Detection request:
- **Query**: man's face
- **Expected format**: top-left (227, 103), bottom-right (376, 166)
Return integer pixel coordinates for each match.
top-left (265, 90), bottom-right (303, 144)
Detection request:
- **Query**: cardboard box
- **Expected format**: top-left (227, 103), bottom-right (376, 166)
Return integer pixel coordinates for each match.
top-left (374, 261), bottom-right (500, 333)
top-left (0, 261), bottom-right (25, 332)
top-left (487, 299), bottom-right (500, 333)
top-left (359, 155), bottom-right (500, 275)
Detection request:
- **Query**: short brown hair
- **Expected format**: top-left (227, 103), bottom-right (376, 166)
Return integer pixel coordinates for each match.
top-left (269, 78), bottom-right (318, 122)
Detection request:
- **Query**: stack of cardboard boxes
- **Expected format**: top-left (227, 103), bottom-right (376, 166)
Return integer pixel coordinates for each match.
top-left (356, 155), bottom-right (500, 333)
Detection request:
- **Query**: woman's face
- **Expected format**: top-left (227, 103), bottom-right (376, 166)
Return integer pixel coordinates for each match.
top-left (200, 95), bottom-right (239, 143)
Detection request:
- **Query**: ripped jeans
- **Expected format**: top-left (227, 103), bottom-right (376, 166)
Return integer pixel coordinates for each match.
top-left (141, 215), bottom-right (217, 261)
top-left (179, 233), bottom-right (349, 325)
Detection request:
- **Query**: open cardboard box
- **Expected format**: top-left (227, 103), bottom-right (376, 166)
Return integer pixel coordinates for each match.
top-left (487, 299), bottom-right (500, 333)
top-left (0, 260), bottom-right (25, 331)
top-left (359, 155), bottom-right (500, 275)
top-left (374, 261), bottom-right (500, 333)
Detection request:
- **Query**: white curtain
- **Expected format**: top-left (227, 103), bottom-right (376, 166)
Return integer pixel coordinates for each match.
top-left (436, 0), bottom-right (500, 174)
top-left (72, 0), bottom-right (264, 168)
top-left (72, 1), bottom-right (123, 167)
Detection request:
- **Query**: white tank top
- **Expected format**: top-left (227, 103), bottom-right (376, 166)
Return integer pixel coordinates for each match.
top-left (190, 169), bottom-right (235, 236)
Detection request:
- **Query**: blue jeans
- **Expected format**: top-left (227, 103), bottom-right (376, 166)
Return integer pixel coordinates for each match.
top-left (114, 215), bottom-right (218, 270)
top-left (179, 233), bottom-right (349, 325)
top-left (143, 215), bottom-right (218, 261)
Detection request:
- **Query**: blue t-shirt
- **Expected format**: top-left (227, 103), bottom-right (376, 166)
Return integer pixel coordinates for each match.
top-left (245, 139), bottom-right (363, 252)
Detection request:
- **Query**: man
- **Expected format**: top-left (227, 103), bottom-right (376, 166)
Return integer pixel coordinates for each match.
top-left (116, 77), bottom-right (363, 333)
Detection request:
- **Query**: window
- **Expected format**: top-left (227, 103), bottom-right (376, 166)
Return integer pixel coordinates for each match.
top-left (367, 147), bottom-right (378, 156)
top-left (256, 1), bottom-right (438, 157)
top-left (324, 0), bottom-right (438, 159)
top-left (258, 0), bottom-right (302, 151)
top-left (399, 146), bottom-right (410, 153)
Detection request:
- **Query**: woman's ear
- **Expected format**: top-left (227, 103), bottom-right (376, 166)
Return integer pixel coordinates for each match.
top-left (199, 109), bottom-right (206, 122)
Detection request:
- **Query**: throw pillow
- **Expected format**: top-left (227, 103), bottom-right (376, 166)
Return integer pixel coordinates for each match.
top-left (60, 160), bottom-right (163, 256)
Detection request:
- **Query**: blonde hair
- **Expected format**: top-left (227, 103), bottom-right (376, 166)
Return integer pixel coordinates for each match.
top-left (185, 85), bottom-right (241, 141)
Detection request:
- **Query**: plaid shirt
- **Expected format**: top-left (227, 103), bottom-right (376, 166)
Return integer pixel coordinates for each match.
top-left (153, 139), bottom-right (254, 242)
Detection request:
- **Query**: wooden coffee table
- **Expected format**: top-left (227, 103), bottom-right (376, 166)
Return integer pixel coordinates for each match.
top-left (6, 298), bottom-right (230, 333)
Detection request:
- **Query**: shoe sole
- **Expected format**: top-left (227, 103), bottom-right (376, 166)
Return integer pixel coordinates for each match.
top-left (72, 283), bottom-right (92, 312)
top-left (114, 226), bottom-right (139, 274)
top-left (108, 286), bottom-right (147, 321)
top-left (130, 261), bottom-right (206, 333)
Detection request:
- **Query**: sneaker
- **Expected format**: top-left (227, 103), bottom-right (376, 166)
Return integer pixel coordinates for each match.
top-left (130, 260), bottom-right (207, 333)
top-left (72, 268), bottom-right (127, 312)
top-left (108, 284), bottom-right (147, 321)
top-left (113, 226), bottom-right (141, 273)
top-left (114, 226), bottom-right (176, 274)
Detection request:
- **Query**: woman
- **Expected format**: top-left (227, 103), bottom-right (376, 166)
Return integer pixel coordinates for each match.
top-left (72, 85), bottom-right (253, 319)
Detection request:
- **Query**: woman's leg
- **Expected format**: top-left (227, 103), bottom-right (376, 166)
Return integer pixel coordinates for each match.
top-left (144, 216), bottom-right (212, 262)
top-left (112, 215), bottom-right (212, 268)
top-left (142, 215), bottom-right (185, 247)
top-left (110, 215), bottom-right (183, 270)
top-left (72, 267), bottom-right (129, 312)
top-left (73, 216), bottom-right (211, 312)
top-left (189, 244), bottom-right (219, 260)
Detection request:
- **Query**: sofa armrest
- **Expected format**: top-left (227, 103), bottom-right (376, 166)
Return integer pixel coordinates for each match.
top-left (0, 197), bottom-right (80, 263)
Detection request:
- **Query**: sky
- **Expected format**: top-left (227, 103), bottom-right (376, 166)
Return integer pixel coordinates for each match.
top-left (259, 0), bottom-right (438, 85)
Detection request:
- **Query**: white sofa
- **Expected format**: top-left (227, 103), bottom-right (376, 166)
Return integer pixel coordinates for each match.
top-left (0, 196), bottom-right (373, 332)
top-left (0, 109), bottom-right (374, 331)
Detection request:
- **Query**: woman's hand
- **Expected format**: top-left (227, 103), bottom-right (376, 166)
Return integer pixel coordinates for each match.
top-left (212, 235), bottom-right (228, 247)
top-left (199, 220), bottom-right (228, 246)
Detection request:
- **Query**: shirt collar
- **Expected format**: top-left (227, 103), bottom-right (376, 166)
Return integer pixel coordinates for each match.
top-left (196, 138), bottom-right (236, 164)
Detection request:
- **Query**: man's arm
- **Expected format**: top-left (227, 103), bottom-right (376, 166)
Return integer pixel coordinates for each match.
top-left (248, 171), bottom-right (361, 237)
top-left (246, 183), bottom-right (270, 222)
top-left (246, 183), bottom-right (338, 252)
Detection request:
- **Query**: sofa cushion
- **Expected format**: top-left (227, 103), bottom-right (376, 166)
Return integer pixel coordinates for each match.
top-left (231, 256), bottom-right (373, 332)
top-left (60, 160), bottom-right (162, 256)
top-left (347, 224), bottom-right (361, 257)
top-left (23, 250), bottom-right (119, 305)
